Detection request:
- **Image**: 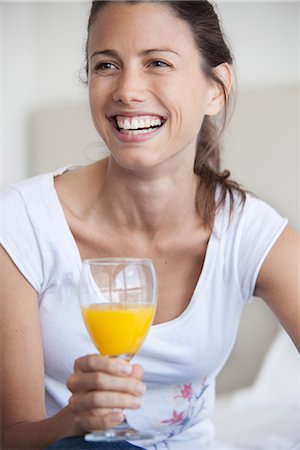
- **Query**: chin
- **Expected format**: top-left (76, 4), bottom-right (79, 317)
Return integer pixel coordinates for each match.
top-left (109, 150), bottom-right (163, 174)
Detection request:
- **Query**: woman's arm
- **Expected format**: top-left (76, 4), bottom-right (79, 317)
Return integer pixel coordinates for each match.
top-left (254, 225), bottom-right (300, 351)
top-left (0, 246), bottom-right (82, 449)
top-left (0, 246), bottom-right (145, 449)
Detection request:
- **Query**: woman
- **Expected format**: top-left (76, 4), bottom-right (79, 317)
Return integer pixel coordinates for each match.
top-left (1, 1), bottom-right (299, 449)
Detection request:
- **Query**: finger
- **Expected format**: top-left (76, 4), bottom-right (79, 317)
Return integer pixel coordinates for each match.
top-left (131, 364), bottom-right (144, 380)
top-left (75, 409), bottom-right (125, 432)
top-left (70, 390), bottom-right (142, 412)
top-left (67, 371), bottom-right (146, 397)
top-left (74, 355), bottom-right (133, 376)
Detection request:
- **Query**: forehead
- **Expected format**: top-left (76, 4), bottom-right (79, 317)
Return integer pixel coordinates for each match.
top-left (88, 2), bottom-right (199, 57)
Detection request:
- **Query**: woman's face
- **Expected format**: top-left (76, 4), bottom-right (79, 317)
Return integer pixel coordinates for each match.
top-left (88, 2), bottom-right (220, 173)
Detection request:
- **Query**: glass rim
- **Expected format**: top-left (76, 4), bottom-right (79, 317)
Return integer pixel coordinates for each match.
top-left (82, 257), bottom-right (154, 266)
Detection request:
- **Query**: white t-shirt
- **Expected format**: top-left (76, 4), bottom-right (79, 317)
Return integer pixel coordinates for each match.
top-left (1, 167), bottom-right (288, 450)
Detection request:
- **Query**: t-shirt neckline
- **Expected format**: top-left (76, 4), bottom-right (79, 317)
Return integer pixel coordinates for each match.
top-left (49, 166), bottom-right (222, 329)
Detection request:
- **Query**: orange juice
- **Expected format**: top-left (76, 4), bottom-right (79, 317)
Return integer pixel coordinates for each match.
top-left (81, 303), bottom-right (155, 357)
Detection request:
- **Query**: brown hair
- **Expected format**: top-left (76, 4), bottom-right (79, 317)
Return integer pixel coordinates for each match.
top-left (85, 0), bottom-right (246, 228)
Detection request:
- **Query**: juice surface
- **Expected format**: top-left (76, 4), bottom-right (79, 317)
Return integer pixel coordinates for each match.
top-left (81, 303), bottom-right (155, 357)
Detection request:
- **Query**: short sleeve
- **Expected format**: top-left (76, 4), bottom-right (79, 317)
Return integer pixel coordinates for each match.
top-left (235, 195), bottom-right (288, 302)
top-left (0, 187), bottom-right (44, 291)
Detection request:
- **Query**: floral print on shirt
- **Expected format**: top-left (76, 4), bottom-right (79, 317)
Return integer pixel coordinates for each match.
top-left (158, 378), bottom-right (208, 439)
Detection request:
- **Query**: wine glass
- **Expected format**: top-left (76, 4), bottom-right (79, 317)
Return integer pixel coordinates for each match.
top-left (79, 257), bottom-right (157, 441)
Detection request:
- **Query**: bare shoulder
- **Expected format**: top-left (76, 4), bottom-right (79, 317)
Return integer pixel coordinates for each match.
top-left (54, 160), bottom-right (107, 209)
top-left (255, 224), bottom-right (300, 291)
top-left (255, 224), bottom-right (300, 350)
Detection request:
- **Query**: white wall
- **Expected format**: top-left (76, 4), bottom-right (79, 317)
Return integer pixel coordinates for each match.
top-left (1, 2), bottom-right (91, 187)
top-left (217, 2), bottom-right (299, 88)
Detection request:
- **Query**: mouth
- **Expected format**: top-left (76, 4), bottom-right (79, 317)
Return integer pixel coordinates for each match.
top-left (109, 114), bottom-right (167, 136)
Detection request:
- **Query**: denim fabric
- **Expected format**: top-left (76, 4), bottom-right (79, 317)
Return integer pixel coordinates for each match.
top-left (45, 436), bottom-right (145, 450)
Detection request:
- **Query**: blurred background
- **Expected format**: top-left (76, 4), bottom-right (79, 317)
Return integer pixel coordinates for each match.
top-left (1, 1), bottom-right (299, 394)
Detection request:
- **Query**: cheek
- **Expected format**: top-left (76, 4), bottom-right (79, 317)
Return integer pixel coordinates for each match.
top-left (89, 87), bottom-right (99, 122)
top-left (164, 74), bottom-right (209, 121)
top-left (88, 85), bottom-right (111, 133)
top-left (89, 84), bottom-right (104, 114)
top-left (167, 89), bottom-right (206, 140)
top-left (89, 78), bottom-right (112, 110)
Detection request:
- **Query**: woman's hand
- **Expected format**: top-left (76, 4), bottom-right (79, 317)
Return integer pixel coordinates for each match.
top-left (67, 355), bottom-right (146, 432)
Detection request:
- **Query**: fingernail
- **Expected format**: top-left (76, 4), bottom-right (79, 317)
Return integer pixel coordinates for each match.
top-left (119, 363), bottom-right (132, 375)
top-left (135, 383), bottom-right (146, 395)
top-left (132, 396), bottom-right (142, 407)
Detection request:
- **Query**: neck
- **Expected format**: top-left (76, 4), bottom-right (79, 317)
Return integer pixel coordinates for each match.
top-left (100, 156), bottom-right (201, 235)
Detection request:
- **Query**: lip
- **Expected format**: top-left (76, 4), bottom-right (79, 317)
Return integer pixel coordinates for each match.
top-left (107, 111), bottom-right (167, 143)
top-left (107, 111), bottom-right (167, 120)
top-left (109, 119), bottom-right (165, 143)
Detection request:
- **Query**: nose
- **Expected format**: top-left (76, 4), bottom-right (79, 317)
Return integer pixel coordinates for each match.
top-left (112, 69), bottom-right (147, 104)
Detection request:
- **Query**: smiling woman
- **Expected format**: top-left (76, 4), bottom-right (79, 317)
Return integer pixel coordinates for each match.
top-left (1, 1), bottom-right (299, 450)
top-left (85, 1), bottom-right (241, 226)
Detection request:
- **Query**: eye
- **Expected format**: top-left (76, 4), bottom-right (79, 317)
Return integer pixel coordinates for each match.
top-left (93, 62), bottom-right (118, 72)
top-left (149, 60), bottom-right (170, 68)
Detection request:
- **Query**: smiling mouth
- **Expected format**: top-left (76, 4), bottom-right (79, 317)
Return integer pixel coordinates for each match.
top-left (111, 115), bottom-right (167, 135)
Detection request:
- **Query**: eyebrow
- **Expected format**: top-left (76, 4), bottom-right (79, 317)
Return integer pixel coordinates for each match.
top-left (90, 48), bottom-right (179, 59)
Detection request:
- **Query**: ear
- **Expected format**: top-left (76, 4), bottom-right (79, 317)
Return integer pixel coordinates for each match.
top-left (205, 63), bottom-right (233, 116)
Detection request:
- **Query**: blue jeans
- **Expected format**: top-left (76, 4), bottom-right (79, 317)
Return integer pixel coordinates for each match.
top-left (45, 436), bottom-right (145, 450)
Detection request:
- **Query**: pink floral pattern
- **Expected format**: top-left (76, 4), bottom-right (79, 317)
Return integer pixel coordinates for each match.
top-left (161, 410), bottom-right (185, 425)
top-left (159, 379), bottom-right (208, 440)
top-left (175, 382), bottom-right (193, 400)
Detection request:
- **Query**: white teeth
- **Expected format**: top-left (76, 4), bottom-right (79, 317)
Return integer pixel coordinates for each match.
top-left (131, 118), bottom-right (139, 129)
top-left (123, 119), bottom-right (131, 130)
top-left (116, 116), bottom-right (163, 130)
top-left (120, 128), bottom-right (158, 135)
